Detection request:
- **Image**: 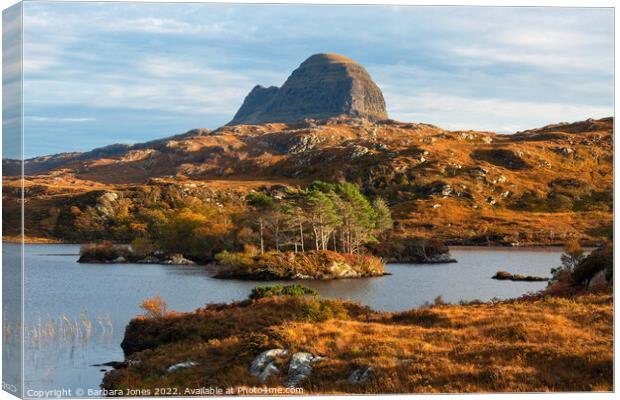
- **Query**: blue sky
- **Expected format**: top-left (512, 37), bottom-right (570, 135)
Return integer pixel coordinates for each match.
top-left (5, 2), bottom-right (615, 158)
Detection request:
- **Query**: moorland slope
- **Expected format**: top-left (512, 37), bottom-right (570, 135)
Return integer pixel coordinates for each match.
top-left (2, 116), bottom-right (612, 245)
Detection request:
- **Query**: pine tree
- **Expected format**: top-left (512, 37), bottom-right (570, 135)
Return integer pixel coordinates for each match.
top-left (306, 190), bottom-right (341, 251)
top-left (246, 192), bottom-right (275, 254)
top-left (334, 183), bottom-right (377, 253)
top-left (372, 197), bottom-right (393, 234)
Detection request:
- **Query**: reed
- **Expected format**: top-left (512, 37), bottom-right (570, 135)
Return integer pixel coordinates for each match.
top-left (23, 310), bottom-right (113, 350)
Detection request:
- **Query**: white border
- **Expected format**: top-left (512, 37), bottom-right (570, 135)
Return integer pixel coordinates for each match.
top-left (0, 1), bottom-right (616, 400)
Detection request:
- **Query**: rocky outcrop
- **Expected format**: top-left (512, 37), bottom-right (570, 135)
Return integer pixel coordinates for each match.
top-left (249, 349), bottom-right (289, 383)
top-left (248, 349), bottom-right (323, 387)
top-left (348, 366), bottom-right (374, 384)
top-left (347, 145), bottom-right (370, 160)
top-left (287, 132), bottom-right (323, 154)
top-left (228, 53), bottom-right (388, 125)
top-left (162, 254), bottom-right (195, 265)
top-left (78, 245), bottom-right (196, 265)
top-left (285, 352), bottom-right (323, 388)
top-left (167, 361), bottom-right (198, 373)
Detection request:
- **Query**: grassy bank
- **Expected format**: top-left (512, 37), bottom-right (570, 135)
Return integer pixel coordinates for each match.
top-left (105, 290), bottom-right (612, 393)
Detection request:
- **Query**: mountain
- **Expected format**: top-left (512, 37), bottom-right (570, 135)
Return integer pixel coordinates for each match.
top-left (2, 116), bottom-right (613, 245)
top-left (228, 53), bottom-right (388, 125)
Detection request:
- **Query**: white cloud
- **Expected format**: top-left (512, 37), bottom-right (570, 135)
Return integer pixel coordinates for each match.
top-left (24, 54), bottom-right (283, 118)
top-left (496, 27), bottom-right (602, 49)
top-left (104, 17), bottom-right (226, 35)
top-left (27, 116), bottom-right (96, 123)
top-left (450, 41), bottom-right (612, 74)
top-left (386, 91), bottom-right (612, 133)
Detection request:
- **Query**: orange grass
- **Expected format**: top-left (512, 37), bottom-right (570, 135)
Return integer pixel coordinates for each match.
top-left (104, 292), bottom-right (612, 394)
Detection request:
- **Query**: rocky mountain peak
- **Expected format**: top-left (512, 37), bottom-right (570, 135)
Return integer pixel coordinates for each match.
top-left (228, 53), bottom-right (388, 125)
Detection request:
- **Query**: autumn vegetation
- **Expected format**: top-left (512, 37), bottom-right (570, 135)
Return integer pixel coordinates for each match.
top-left (248, 284), bottom-right (319, 300)
top-left (544, 241), bottom-right (613, 294)
top-left (63, 181), bottom-right (393, 260)
top-left (214, 248), bottom-right (385, 279)
top-left (3, 117), bottom-right (613, 248)
top-left (73, 182), bottom-right (400, 277)
top-left (139, 295), bottom-right (169, 319)
top-left (108, 283), bottom-right (612, 392)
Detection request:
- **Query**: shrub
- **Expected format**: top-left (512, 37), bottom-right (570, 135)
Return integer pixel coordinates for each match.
top-left (139, 295), bottom-right (168, 319)
top-left (298, 298), bottom-right (349, 322)
top-left (511, 191), bottom-right (549, 212)
top-left (572, 244), bottom-right (613, 287)
top-left (215, 250), bottom-right (255, 268)
top-left (492, 271), bottom-right (512, 280)
top-left (547, 193), bottom-right (574, 212)
top-left (549, 178), bottom-right (584, 189)
top-left (340, 252), bottom-right (385, 275)
top-left (550, 240), bottom-right (585, 284)
top-left (78, 241), bottom-right (130, 262)
top-left (573, 190), bottom-right (613, 212)
top-left (158, 207), bottom-right (234, 261)
top-left (131, 237), bottom-right (155, 258)
top-left (249, 284), bottom-right (319, 300)
top-left (434, 295), bottom-right (446, 306)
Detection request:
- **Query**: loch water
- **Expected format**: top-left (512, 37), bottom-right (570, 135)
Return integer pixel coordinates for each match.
top-left (5, 243), bottom-right (562, 395)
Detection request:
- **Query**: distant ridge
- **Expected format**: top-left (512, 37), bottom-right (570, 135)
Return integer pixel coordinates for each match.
top-left (228, 53), bottom-right (388, 125)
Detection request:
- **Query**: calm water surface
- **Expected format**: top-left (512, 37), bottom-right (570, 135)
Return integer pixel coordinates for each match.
top-left (7, 243), bottom-right (563, 395)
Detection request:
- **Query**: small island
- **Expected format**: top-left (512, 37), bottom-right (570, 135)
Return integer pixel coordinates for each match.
top-left (78, 243), bottom-right (196, 265)
top-left (492, 271), bottom-right (548, 282)
top-left (214, 249), bottom-right (385, 280)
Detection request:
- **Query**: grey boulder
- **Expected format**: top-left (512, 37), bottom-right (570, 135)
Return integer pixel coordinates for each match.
top-left (250, 349), bottom-right (288, 383)
top-left (348, 366), bottom-right (374, 384)
top-left (285, 352), bottom-right (323, 388)
top-left (167, 361), bottom-right (198, 373)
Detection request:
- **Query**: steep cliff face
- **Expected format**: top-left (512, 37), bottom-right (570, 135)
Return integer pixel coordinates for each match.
top-left (228, 53), bottom-right (388, 125)
top-left (230, 85), bottom-right (279, 125)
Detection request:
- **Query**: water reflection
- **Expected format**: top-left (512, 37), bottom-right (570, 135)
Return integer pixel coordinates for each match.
top-left (24, 310), bottom-right (115, 388)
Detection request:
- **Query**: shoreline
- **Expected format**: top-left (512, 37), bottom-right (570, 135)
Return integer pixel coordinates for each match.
top-left (4, 238), bottom-right (597, 250)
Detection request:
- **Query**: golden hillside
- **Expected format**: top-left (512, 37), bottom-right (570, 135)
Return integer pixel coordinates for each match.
top-left (2, 117), bottom-right (613, 244)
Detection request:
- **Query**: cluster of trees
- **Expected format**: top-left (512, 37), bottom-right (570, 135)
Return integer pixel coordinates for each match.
top-left (63, 186), bottom-right (241, 261)
top-left (550, 240), bottom-right (613, 289)
top-left (245, 182), bottom-right (392, 255)
top-left (63, 181), bottom-right (392, 260)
